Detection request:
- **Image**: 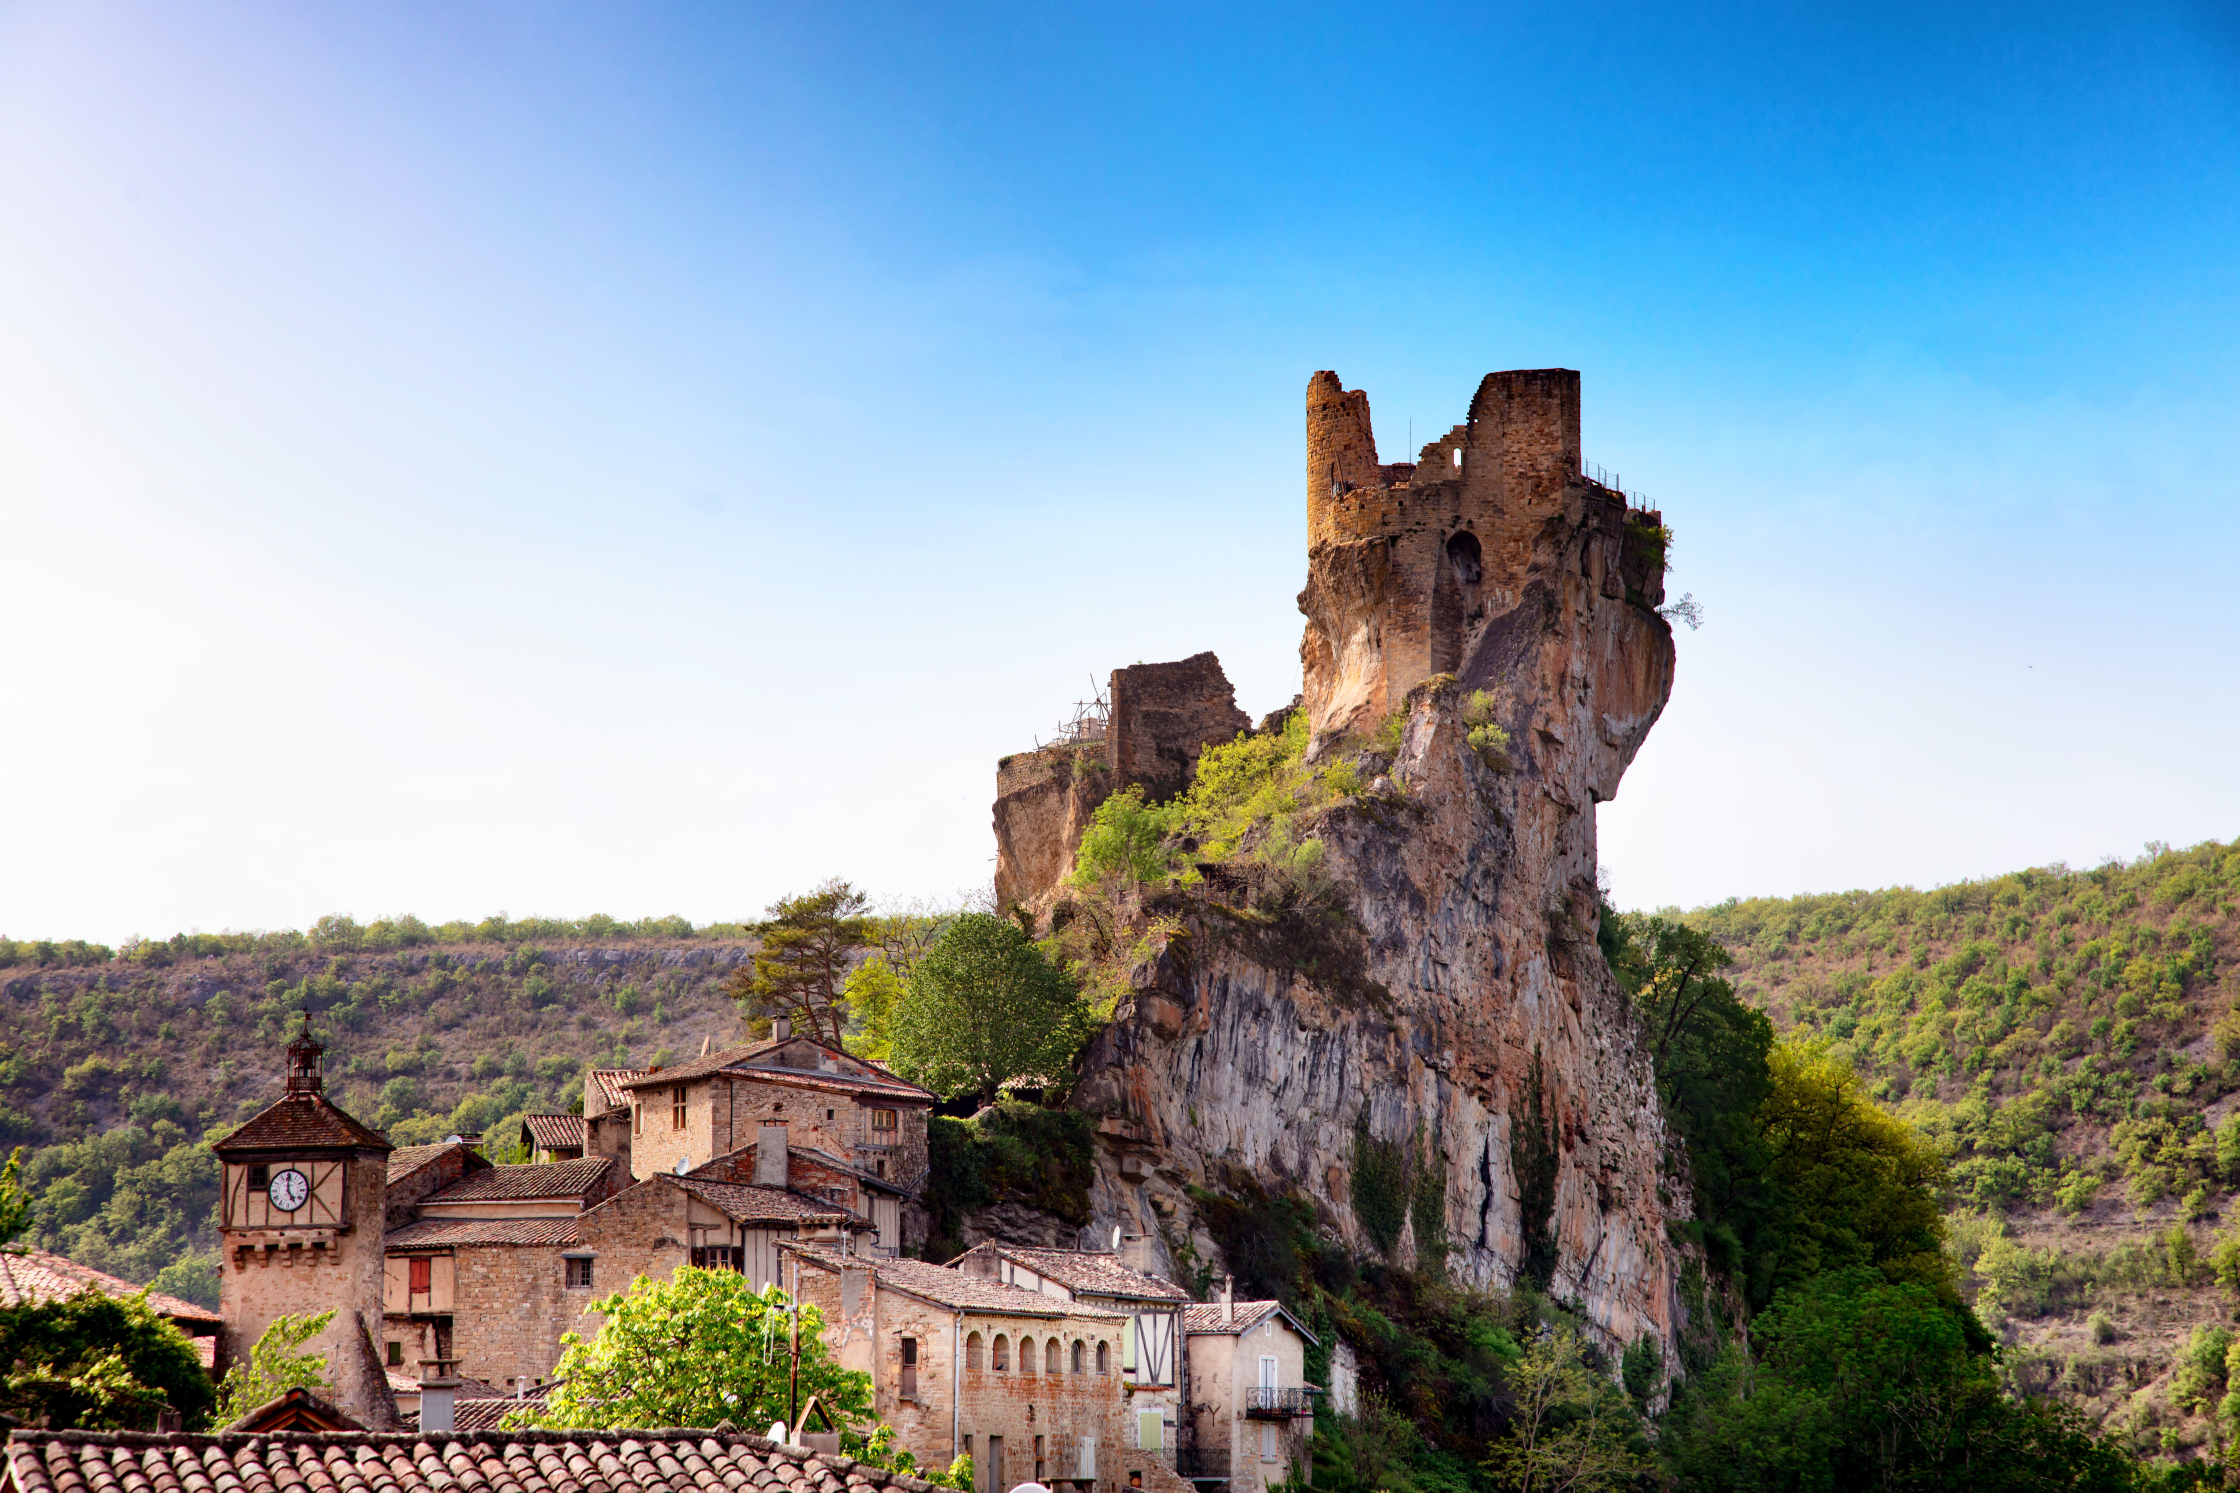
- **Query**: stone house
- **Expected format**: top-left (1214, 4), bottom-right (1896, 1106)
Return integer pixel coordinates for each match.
top-left (617, 1025), bottom-right (934, 1194)
top-left (780, 1243), bottom-right (1192, 1493)
top-left (379, 1155), bottom-right (624, 1388)
top-left (949, 1244), bottom-right (1190, 1469)
top-left (379, 1146), bottom-right (876, 1392)
top-left (683, 1130), bottom-right (909, 1255)
top-left (1180, 1298), bottom-right (1318, 1493)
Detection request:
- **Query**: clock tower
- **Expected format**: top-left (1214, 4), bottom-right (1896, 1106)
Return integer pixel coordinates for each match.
top-left (213, 1018), bottom-right (398, 1427)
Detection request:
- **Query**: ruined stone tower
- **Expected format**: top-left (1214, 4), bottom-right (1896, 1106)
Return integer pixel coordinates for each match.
top-left (1300, 369), bottom-right (1667, 746)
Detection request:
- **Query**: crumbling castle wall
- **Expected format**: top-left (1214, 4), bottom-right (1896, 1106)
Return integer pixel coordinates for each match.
top-left (992, 655), bottom-right (1252, 914)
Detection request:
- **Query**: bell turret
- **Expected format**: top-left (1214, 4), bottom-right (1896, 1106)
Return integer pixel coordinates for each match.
top-left (285, 1014), bottom-right (325, 1094)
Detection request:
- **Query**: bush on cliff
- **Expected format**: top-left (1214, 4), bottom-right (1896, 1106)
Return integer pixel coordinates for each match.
top-left (890, 913), bottom-right (1096, 1106)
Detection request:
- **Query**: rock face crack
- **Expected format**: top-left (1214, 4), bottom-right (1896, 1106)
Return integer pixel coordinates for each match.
top-left (1035, 369), bottom-right (1680, 1359)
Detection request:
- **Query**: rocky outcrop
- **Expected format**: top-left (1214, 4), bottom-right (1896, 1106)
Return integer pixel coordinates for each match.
top-left (1055, 369), bottom-right (1685, 1360)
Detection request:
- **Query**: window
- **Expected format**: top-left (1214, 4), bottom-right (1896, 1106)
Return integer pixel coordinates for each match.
top-left (1137, 1411), bottom-right (1163, 1451)
top-left (1097, 1340), bottom-right (1110, 1375)
top-left (691, 1246), bottom-right (741, 1271)
top-left (1046, 1339), bottom-right (1061, 1374)
top-left (671, 1085), bottom-right (687, 1129)
top-left (633, 1104), bottom-right (642, 1136)
top-left (871, 1108), bottom-right (898, 1133)
top-left (1034, 1435), bottom-right (1046, 1483)
top-left (1260, 1355), bottom-right (1278, 1390)
top-left (992, 1334), bottom-right (1009, 1371)
top-left (876, 1159), bottom-right (887, 1178)
top-left (826, 1108), bottom-right (835, 1121)
top-left (1071, 1340), bottom-right (1085, 1374)
top-left (900, 1337), bottom-right (918, 1401)
top-left (387, 1341), bottom-right (403, 1367)
top-left (1019, 1337), bottom-right (1035, 1376)
top-left (409, 1257), bottom-right (432, 1294)
top-left (565, 1257), bottom-right (595, 1289)
top-left (965, 1333), bottom-right (984, 1372)
top-left (1260, 1424), bottom-right (1279, 1463)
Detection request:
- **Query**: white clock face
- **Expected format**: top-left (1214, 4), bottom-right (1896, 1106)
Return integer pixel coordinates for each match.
top-left (267, 1167), bottom-right (310, 1213)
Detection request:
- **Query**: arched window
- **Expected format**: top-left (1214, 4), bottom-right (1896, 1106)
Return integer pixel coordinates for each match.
top-left (1096, 1340), bottom-right (1110, 1376)
top-left (993, 1334), bottom-right (1010, 1371)
top-left (1046, 1339), bottom-right (1062, 1374)
top-left (1071, 1340), bottom-right (1086, 1374)
top-left (1020, 1337), bottom-right (1036, 1376)
top-left (965, 1332), bottom-right (984, 1372)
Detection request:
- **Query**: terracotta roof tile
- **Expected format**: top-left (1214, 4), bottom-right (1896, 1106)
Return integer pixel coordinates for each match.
top-left (420, 1160), bottom-right (611, 1205)
top-left (216, 1095), bottom-right (392, 1155)
top-left (1180, 1300), bottom-right (1317, 1343)
top-left (619, 1046), bottom-right (930, 1103)
top-left (520, 1117), bottom-right (585, 1151)
top-left (386, 1146), bottom-right (455, 1184)
top-left (0, 1246), bottom-right (220, 1324)
top-left (384, 1219), bottom-right (582, 1249)
top-left (786, 1248), bottom-right (1125, 1319)
top-left (976, 1246), bottom-right (1190, 1303)
top-left (586, 1070), bottom-right (647, 1116)
top-left (671, 1179), bottom-right (864, 1228)
top-left (4, 1430), bottom-right (939, 1493)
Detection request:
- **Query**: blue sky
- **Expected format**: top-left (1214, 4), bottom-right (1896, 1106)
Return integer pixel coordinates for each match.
top-left (3, 1), bottom-right (2236, 942)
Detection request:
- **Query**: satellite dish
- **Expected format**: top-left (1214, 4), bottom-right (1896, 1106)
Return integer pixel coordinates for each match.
top-left (675, 1156), bottom-right (690, 1175)
top-left (1112, 1225), bottom-right (1123, 1252)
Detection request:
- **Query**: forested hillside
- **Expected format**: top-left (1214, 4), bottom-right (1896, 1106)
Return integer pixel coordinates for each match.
top-left (0, 915), bottom-right (756, 1310)
top-left (1680, 837), bottom-right (2240, 1457)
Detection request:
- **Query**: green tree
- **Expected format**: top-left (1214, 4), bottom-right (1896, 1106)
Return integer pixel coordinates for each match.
top-left (1480, 1325), bottom-right (1646, 1493)
top-left (524, 1269), bottom-right (868, 1435)
top-left (890, 914), bottom-right (1092, 1105)
top-left (1600, 910), bottom-right (1775, 1286)
top-left (211, 1308), bottom-right (335, 1425)
top-left (1755, 1042), bottom-right (1960, 1307)
top-left (0, 1146), bottom-right (29, 1248)
top-left (0, 1288), bottom-right (216, 1429)
top-left (840, 957), bottom-right (905, 1061)
top-left (1659, 1268), bottom-right (2134, 1492)
top-left (726, 879), bottom-right (874, 1047)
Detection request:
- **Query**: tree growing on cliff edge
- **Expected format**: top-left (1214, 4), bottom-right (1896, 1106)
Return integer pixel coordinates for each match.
top-left (725, 879), bottom-right (874, 1047)
top-left (890, 914), bottom-right (1093, 1105)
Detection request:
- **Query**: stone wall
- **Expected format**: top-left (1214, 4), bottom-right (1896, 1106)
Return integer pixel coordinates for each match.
top-left (1108, 654), bottom-right (1252, 799)
top-left (442, 1240), bottom-right (586, 1389)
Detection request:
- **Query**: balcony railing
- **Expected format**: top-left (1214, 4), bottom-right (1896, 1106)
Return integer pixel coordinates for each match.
top-left (1244, 1386), bottom-right (1312, 1418)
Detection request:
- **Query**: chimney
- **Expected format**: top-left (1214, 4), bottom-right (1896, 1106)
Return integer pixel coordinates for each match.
top-left (418, 1358), bottom-right (463, 1433)
top-left (1222, 1275), bottom-right (1234, 1326)
top-left (772, 1015), bottom-right (792, 1043)
top-left (755, 1121), bottom-right (788, 1187)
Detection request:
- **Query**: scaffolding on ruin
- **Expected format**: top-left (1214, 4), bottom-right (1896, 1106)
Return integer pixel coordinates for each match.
top-left (1031, 678), bottom-right (1110, 755)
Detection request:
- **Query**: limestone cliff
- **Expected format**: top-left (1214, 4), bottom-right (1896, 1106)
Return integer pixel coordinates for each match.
top-left (1009, 369), bottom-right (1685, 1359)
